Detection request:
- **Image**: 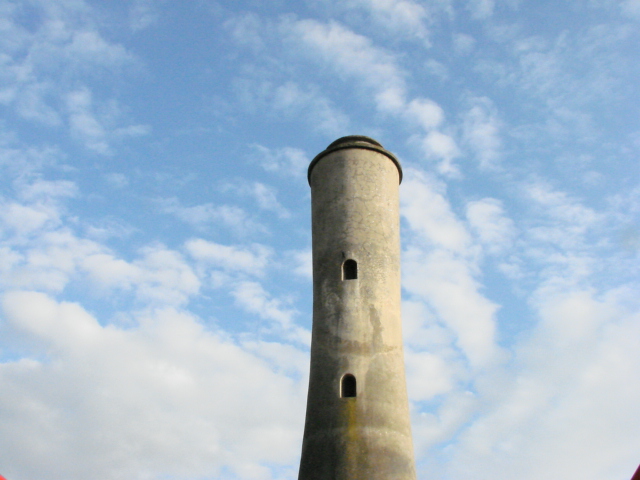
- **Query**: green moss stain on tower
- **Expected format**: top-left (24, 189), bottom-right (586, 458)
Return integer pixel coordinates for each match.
top-left (298, 136), bottom-right (416, 480)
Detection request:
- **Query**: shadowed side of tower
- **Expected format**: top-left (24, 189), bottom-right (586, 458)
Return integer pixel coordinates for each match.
top-left (298, 136), bottom-right (416, 480)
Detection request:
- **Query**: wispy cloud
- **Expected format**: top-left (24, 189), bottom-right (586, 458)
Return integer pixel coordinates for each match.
top-left (224, 12), bottom-right (267, 52)
top-left (283, 17), bottom-right (461, 174)
top-left (466, 198), bottom-right (516, 255)
top-left (284, 18), bottom-right (407, 113)
top-left (185, 239), bottom-right (273, 277)
top-left (466, 0), bottom-right (496, 19)
top-left (285, 249), bottom-right (312, 279)
top-left (462, 96), bottom-right (503, 170)
top-left (223, 181), bottom-right (291, 219)
top-left (233, 77), bottom-right (350, 135)
top-left (403, 247), bottom-right (501, 369)
top-left (0, 1), bottom-right (144, 153)
top-left (159, 197), bottom-right (267, 236)
top-left (129, 245), bottom-right (201, 306)
top-left (65, 87), bottom-right (150, 154)
top-left (232, 281), bottom-right (309, 345)
top-left (252, 145), bottom-right (309, 178)
top-left (401, 169), bottom-right (471, 253)
top-left (129, 0), bottom-right (161, 31)
top-left (344, 0), bottom-right (435, 44)
top-left (401, 168), bottom-right (502, 369)
top-left (522, 181), bottom-right (602, 267)
top-left (66, 88), bottom-right (110, 154)
top-left (622, 0), bottom-right (640, 17)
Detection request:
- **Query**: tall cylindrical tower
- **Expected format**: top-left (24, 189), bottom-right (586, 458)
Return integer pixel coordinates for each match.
top-left (298, 136), bottom-right (416, 480)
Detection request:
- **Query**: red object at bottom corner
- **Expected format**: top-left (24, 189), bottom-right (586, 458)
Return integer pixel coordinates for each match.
top-left (631, 464), bottom-right (640, 480)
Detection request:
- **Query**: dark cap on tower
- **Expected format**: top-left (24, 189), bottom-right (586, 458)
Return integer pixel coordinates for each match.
top-left (308, 135), bottom-right (403, 185)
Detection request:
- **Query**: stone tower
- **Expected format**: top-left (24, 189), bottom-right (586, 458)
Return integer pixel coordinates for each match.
top-left (298, 136), bottom-right (416, 480)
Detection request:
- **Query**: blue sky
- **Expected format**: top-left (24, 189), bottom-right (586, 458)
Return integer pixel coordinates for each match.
top-left (1, 0), bottom-right (639, 479)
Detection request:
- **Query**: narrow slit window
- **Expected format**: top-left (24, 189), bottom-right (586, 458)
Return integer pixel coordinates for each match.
top-left (343, 259), bottom-right (358, 280)
top-left (341, 374), bottom-right (356, 398)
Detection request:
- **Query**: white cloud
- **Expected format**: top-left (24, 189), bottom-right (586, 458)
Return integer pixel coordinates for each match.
top-left (346, 0), bottom-right (433, 43)
top-left (232, 76), bottom-right (349, 135)
top-left (0, 202), bottom-right (58, 236)
top-left (62, 30), bottom-right (133, 68)
top-left (4, 232), bottom-right (199, 307)
top-left (467, 0), bottom-right (495, 19)
top-left (104, 173), bottom-right (129, 189)
top-left (129, 0), bottom-right (161, 31)
top-left (113, 123), bottom-right (151, 138)
top-left (0, 292), bottom-right (307, 480)
top-left (3, 290), bottom-right (102, 348)
top-left (16, 179), bottom-right (78, 203)
top-left (523, 181), bottom-right (601, 256)
top-left (81, 245), bottom-right (198, 306)
top-left (402, 299), bottom-right (453, 350)
top-left (232, 281), bottom-right (294, 328)
top-left (622, 0), bottom-right (640, 17)
top-left (224, 12), bottom-right (267, 52)
top-left (5, 229), bottom-right (104, 293)
top-left (251, 182), bottom-right (289, 217)
top-left (424, 58), bottom-right (449, 80)
top-left (462, 96), bottom-right (503, 170)
top-left (271, 81), bottom-right (350, 135)
top-left (160, 197), bottom-right (266, 235)
top-left (241, 339), bottom-right (309, 378)
top-left (403, 248), bottom-right (501, 369)
top-left (406, 97), bottom-right (444, 130)
top-left (232, 281), bottom-right (309, 345)
top-left (420, 130), bottom-right (461, 176)
top-left (526, 182), bottom-right (599, 228)
top-left (447, 287), bottom-right (640, 480)
top-left (280, 18), bottom-right (462, 173)
top-left (0, 2), bottom-right (143, 152)
top-left (475, 23), bottom-right (635, 148)
top-left (286, 249), bottom-right (312, 279)
top-left (411, 389), bottom-right (478, 457)
top-left (14, 81), bottom-right (62, 125)
top-left (81, 252), bottom-right (140, 289)
top-left (252, 144), bottom-right (309, 178)
top-left (185, 239), bottom-right (273, 277)
top-left (466, 198), bottom-right (516, 255)
top-left (66, 88), bottom-right (110, 154)
top-left (401, 169), bottom-right (502, 369)
top-left (396, 106), bottom-right (460, 175)
top-left (0, 186), bottom-right (200, 306)
top-left (0, 139), bottom-right (63, 178)
top-left (225, 181), bottom-right (291, 219)
top-left (13, 1), bottom-right (133, 72)
top-left (535, 289), bottom-right (615, 346)
top-left (405, 350), bottom-right (454, 401)
top-left (401, 168), bottom-right (470, 253)
top-left (453, 33), bottom-right (476, 55)
top-left (131, 246), bottom-right (201, 306)
top-left (64, 87), bottom-right (150, 154)
top-left (285, 19), bottom-right (407, 114)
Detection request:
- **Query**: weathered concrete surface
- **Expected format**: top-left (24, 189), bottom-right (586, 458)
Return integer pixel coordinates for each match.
top-left (298, 136), bottom-right (416, 480)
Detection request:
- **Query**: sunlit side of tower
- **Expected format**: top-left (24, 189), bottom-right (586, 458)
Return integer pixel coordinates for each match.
top-left (298, 136), bottom-right (416, 480)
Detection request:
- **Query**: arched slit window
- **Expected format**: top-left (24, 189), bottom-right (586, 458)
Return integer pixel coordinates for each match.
top-left (341, 374), bottom-right (357, 398)
top-left (343, 259), bottom-right (358, 280)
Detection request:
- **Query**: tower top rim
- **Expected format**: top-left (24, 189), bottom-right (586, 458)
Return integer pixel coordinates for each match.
top-left (308, 135), bottom-right (403, 185)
